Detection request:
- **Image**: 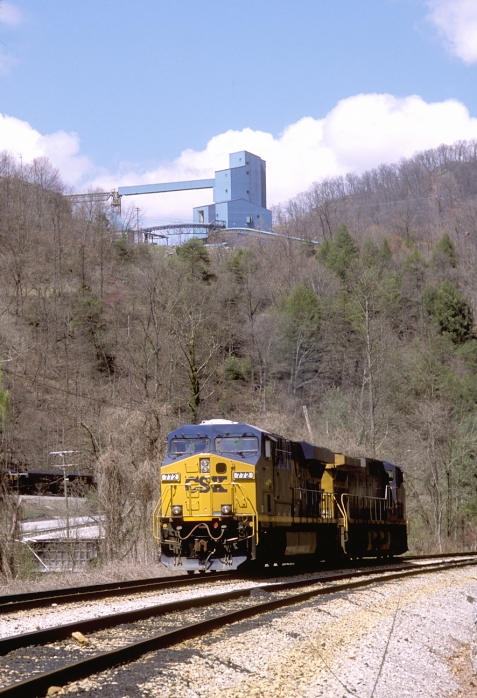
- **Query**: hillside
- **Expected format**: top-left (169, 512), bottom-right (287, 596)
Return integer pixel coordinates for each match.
top-left (2, 142), bottom-right (477, 577)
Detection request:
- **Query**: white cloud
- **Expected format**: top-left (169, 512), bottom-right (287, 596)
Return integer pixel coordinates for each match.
top-left (0, 1), bottom-right (22, 27)
top-left (426, 0), bottom-right (477, 63)
top-left (3, 93), bottom-right (477, 223)
top-left (0, 113), bottom-right (95, 185)
top-left (320, 93), bottom-right (477, 171)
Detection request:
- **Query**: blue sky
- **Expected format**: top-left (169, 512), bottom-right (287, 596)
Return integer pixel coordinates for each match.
top-left (1, 0), bottom-right (477, 224)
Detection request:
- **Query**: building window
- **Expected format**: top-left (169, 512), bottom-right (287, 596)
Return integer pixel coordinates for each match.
top-left (198, 210), bottom-right (204, 224)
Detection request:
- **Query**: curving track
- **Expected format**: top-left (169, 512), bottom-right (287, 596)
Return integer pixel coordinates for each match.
top-left (1, 554), bottom-right (477, 697)
top-left (1, 551), bottom-right (473, 614)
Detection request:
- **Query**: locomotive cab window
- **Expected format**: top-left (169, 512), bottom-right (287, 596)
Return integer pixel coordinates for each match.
top-left (215, 436), bottom-right (259, 455)
top-left (169, 437), bottom-right (210, 456)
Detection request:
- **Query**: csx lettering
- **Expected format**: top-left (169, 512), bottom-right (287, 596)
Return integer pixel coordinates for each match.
top-left (185, 475), bottom-right (227, 494)
top-left (185, 476), bottom-right (211, 493)
top-left (212, 475), bottom-right (227, 493)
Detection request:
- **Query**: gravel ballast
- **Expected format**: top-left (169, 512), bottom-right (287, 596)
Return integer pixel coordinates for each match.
top-left (0, 559), bottom-right (457, 639)
top-left (2, 563), bottom-right (476, 697)
top-left (56, 564), bottom-right (477, 698)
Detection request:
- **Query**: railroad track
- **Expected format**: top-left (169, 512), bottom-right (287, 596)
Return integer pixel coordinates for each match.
top-left (0, 571), bottom-right (233, 614)
top-left (1, 554), bottom-right (476, 698)
top-left (1, 550), bottom-right (472, 614)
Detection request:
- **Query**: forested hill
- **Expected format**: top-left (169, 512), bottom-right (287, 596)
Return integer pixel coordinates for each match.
top-left (273, 139), bottom-right (477, 249)
top-left (1, 141), bottom-right (477, 556)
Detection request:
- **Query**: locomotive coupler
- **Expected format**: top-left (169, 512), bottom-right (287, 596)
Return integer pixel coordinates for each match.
top-left (193, 538), bottom-right (208, 555)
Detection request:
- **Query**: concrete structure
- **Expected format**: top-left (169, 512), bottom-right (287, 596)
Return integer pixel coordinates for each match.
top-left (193, 151), bottom-right (272, 231)
top-left (21, 513), bottom-right (103, 572)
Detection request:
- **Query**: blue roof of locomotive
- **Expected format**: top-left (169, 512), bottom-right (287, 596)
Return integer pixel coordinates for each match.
top-left (163, 422), bottom-right (265, 465)
top-left (163, 422), bottom-right (339, 468)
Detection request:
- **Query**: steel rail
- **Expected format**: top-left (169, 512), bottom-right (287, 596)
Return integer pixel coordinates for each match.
top-left (0, 548), bottom-right (466, 656)
top-left (404, 551), bottom-right (477, 561)
top-left (0, 587), bottom-right (250, 655)
top-left (0, 573), bottom-right (188, 604)
top-left (1, 557), bottom-right (476, 698)
top-left (2, 550), bottom-right (475, 613)
top-left (0, 555), bottom-right (470, 656)
top-left (2, 551), bottom-right (475, 614)
top-left (0, 571), bottom-right (232, 614)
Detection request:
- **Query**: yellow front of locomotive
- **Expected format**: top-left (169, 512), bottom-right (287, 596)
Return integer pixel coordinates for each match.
top-left (154, 430), bottom-right (259, 572)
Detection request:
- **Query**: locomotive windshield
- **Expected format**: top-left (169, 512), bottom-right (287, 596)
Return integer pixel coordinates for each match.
top-left (169, 437), bottom-right (210, 456)
top-left (215, 436), bottom-right (259, 455)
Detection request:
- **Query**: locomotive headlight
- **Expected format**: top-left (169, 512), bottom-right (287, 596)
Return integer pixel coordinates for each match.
top-left (171, 505), bottom-right (183, 517)
top-left (162, 473), bottom-right (180, 482)
top-left (221, 504), bottom-right (233, 516)
top-left (200, 458), bottom-right (210, 473)
top-left (233, 472), bottom-right (254, 480)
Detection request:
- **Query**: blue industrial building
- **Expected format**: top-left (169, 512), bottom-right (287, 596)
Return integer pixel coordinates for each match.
top-left (116, 150), bottom-right (273, 239)
top-left (192, 151), bottom-right (272, 231)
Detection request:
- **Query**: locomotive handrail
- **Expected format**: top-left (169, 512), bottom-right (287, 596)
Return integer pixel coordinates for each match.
top-left (232, 481), bottom-right (258, 541)
top-left (153, 487), bottom-right (172, 540)
top-left (152, 498), bottom-right (162, 541)
top-left (232, 481), bottom-right (258, 517)
top-left (292, 488), bottom-right (335, 519)
top-left (341, 490), bottom-right (389, 523)
top-left (335, 494), bottom-right (349, 532)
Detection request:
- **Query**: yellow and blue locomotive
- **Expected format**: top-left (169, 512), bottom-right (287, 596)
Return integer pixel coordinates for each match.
top-left (153, 420), bottom-right (407, 572)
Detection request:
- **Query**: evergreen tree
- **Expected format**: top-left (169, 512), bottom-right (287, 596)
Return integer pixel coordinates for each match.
top-left (424, 280), bottom-right (473, 345)
top-left (226, 248), bottom-right (258, 285)
top-left (176, 238), bottom-right (216, 283)
top-left (432, 233), bottom-right (458, 268)
top-left (317, 224), bottom-right (358, 280)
